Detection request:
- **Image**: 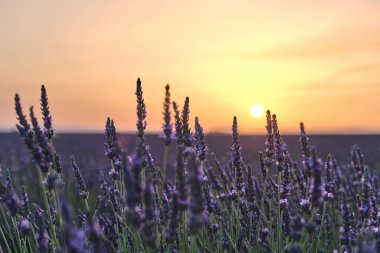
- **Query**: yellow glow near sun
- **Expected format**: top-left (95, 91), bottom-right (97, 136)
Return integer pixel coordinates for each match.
top-left (250, 104), bottom-right (265, 118)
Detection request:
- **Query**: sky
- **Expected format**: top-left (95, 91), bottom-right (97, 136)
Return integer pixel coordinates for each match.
top-left (1, 1), bottom-right (380, 134)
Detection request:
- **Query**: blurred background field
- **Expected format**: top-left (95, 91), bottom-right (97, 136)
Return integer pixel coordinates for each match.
top-left (2, 132), bottom-right (380, 192)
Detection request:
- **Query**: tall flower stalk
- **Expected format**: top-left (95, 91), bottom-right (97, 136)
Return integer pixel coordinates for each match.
top-left (194, 117), bottom-right (207, 162)
top-left (14, 90), bottom-right (61, 250)
top-left (161, 84), bottom-right (172, 184)
top-left (231, 116), bottom-right (243, 193)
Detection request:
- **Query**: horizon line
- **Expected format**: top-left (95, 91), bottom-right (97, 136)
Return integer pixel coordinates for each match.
top-left (1, 129), bottom-right (380, 136)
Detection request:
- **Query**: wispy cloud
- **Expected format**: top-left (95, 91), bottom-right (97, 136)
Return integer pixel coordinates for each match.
top-left (255, 27), bottom-right (380, 59)
top-left (301, 62), bottom-right (380, 90)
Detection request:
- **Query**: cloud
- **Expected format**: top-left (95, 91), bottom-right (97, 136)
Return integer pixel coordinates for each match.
top-left (301, 62), bottom-right (380, 90)
top-left (255, 27), bottom-right (380, 59)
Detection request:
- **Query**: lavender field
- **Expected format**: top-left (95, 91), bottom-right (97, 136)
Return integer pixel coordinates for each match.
top-left (1, 81), bottom-right (380, 252)
top-left (1, 133), bottom-right (380, 194)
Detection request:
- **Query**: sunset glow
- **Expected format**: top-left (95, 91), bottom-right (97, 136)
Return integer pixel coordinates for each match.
top-left (1, 1), bottom-right (380, 134)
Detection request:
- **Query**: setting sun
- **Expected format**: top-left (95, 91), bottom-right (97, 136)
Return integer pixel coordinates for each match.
top-left (250, 104), bottom-right (265, 118)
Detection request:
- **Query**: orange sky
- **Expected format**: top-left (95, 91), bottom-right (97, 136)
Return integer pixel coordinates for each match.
top-left (1, 1), bottom-right (380, 134)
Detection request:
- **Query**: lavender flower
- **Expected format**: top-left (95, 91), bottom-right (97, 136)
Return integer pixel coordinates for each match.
top-left (295, 167), bottom-right (306, 199)
top-left (86, 212), bottom-right (106, 253)
top-left (309, 149), bottom-right (324, 208)
top-left (5, 191), bottom-right (20, 216)
top-left (15, 94), bottom-right (31, 138)
top-left (267, 197), bottom-right (279, 219)
top-left (53, 152), bottom-right (63, 174)
top-left (60, 199), bottom-right (87, 253)
top-left (324, 154), bottom-right (334, 201)
top-left (3, 169), bottom-right (13, 192)
top-left (299, 122), bottom-right (311, 158)
top-left (145, 148), bottom-right (160, 187)
top-left (125, 148), bottom-right (143, 229)
top-left (20, 186), bottom-right (30, 218)
top-left (161, 84), bottom-right (173, 146)
top-left (288, 215), bottom-right (305, 253)
top-left (45, 170), bottom-right (58, 190)
top-left (290, 215), bottom-right (305, 241)
top-left (166, 189), bottom-right (180, 245)
top-left (246, 165), bottom-right (255, 204)
top-left (259, 152), bottom-right (267, 182)
top-left (299, 124), bottom-right (313, 180)
top-left (264, 110), bottom-right (274, 168)
top-left (71, 156), bottom-right (89, 200)
top-left (182, 97), bottom-right (193, 149)
top-left (239, 200), bottom-right (250, 241)
top-left (172, 101), bottom-right (183, 144)
top-left (36, 211), bottom-right (49, 253)
top-left (188, 154), bottom-right (205, 233)
top-left (40, 85), bottom-right (54, 140)
top-left (272, 114), bottom-right (286, 172)
top-left (68, 229), bottom-right (86, 253)
top-left (160, 189), bottom-right (170, 226)
top-left (18, 219), bottom-right (32, 237)
top-left (211, 153), bottom-right (229, 191)
top-left (351, 146), bottom-right (365, 179)
top-left (29, 106), bottom-right (53, 164)
top-left (204, 162), bottom-right (222, 192)
top-left (259, 227), bottom-right (270, 251)
top-left (15, 94), bottom-right (49, 173)
top-left (356, 233), bottom-right (377, 253)
top-left (231, 116), bottom-right (243, 192)
top-left (340, 193), bottom-right (353, 252)
top-left (332, 157), bottom-right (343, 192)
top-left (136, 78), bottom-right (147, 140)
top-left (176, 144), bottom-right (188, 211)
top-left (46, 190), bottom-right (57, 225)
top-left (222, 230), bottom-right (231, 251)
top-left (369, 189), bottom-right (380, 252)
top-left (131, 141), bottom-right (144, 197)
top-left (237, 234), bottom-right (249, 253)
top-left (300, 198), bottom-right (311, 214)
top-left (281, 157), bottom-right (291, 205)
top-left (104, 118), bottom-right (122, 179)
top-left (97, 213), bottom-right (118, 252)
top-left (194, 117), bottom-right (207, 162)
top-left (282, 207), bottom-right (291, 237)
top-left (325, 206), bottom-right (333, 247)
top-left (359, 167), bottom-right (371, 218)
top-left (142, 177), bottom-right (158, 247)
top-left (203, 178), bottom-right (217, 214)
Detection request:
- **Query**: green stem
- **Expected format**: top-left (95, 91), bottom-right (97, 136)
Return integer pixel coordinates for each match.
top-left (161, 146), bottom-right (169, 190)
top-left (49, 141), bottom-right (63, 231)
top-left (181, 211), bottom-right (189, 253)
top-left (0, 208), bottom-right (16, 249)
top-left (269, 199), bottom-right (274, 250)
top-left (133, 231), bottom-right (140, 253)
top-left (84, 199), bottom-right (90, 213)
top-left (51, 188), bottom-right (62, 229)
top-left (12, 217), bottom-right (22, 251)
top-left (315, 202), bottom-right (327, 252)
top-left (0, 225), bottom-right (11, 253)
top-left (37, 167), bottom-right (59, 250)
top-left (277, 171), bottom-right (283, 253)
top-left (29, 225), bottom-right (37, 252)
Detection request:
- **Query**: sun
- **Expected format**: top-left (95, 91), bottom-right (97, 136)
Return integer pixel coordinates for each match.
top-left (250, 104), bottom-right (265, 118)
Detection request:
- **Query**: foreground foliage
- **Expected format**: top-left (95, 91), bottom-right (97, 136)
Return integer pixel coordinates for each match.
top-left (0, 79), bottom-right (379, 252)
